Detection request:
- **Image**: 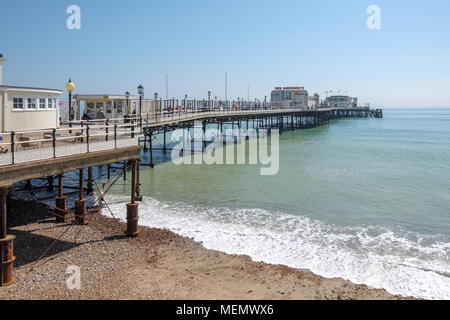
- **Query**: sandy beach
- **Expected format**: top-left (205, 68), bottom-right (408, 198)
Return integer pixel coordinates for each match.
top-left (0, 200), bottom-right (410, 300)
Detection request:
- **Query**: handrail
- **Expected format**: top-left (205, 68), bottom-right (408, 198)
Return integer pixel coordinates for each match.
top-left (0, 107), bottom-right (370, 167)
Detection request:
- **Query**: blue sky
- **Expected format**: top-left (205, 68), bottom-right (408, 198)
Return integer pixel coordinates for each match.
top-left (1, 0), bottom-right (449, 107)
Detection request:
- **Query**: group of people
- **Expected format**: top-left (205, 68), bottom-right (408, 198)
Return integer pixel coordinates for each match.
top-left (82, 107), bottom-right (106, 121)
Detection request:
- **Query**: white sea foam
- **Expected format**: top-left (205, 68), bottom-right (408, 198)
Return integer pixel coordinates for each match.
top-left (105, 195), bottom-right (450, 300)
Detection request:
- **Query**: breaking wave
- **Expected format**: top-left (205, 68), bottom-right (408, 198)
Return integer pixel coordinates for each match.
top-left (105, 195), bottom-right (450, 300)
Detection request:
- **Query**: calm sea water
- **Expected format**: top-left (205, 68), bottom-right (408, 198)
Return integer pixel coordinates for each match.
top-left (108, 108), bottom-right (450, 299)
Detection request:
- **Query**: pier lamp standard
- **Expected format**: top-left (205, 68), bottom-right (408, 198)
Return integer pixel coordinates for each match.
top-left (154, 92), bottom-right (159, 117)
top-left (125, 91), bottom-right (130, 115)
top-left (208, 91), bottom-right (211, 110)
top-left (65, 79), bottom-right (76, 126)
top-left (138, 85), bottom-right (144, 120)
top-left (184, 94), bottom-right (188, 113)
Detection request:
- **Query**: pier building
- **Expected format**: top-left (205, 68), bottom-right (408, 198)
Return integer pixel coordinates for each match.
top-left (308, 93), bottom-right (320, 108)
top-left (74, 94), bottom-right (136, 120)
top-left (270, 87), bottom-right (309, 109)
top-left (0, 54), bottom-right (62, 132)
top-left (325, 95), bottom-right (358, 108)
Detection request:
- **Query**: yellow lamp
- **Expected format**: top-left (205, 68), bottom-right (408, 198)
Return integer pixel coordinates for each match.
top-left (65, 79), bottom-right (76, 93)
top-left (66, 78), bottom-right (76, 123)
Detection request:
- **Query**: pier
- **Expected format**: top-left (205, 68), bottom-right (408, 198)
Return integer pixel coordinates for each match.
top-left (0, 105), bottom-right (382, 286)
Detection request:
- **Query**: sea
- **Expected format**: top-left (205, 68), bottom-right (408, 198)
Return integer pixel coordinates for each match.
top-left (106, 108), bottom-right (450, 300)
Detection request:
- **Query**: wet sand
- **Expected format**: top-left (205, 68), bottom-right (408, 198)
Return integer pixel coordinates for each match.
top-left (0, 200), bottom-right (411, 300)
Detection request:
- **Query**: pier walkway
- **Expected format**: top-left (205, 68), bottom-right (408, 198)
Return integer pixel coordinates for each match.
top-left (0, 107), bottom-right (380, 169)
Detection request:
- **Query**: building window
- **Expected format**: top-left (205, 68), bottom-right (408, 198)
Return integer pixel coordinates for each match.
top-left (39, 98), bottom-right (46, 109)
top-left (106, 101), bottom-right (112, 114)
top-left (48, 98), bottom-right (53, 109)
top-left (28, 98), bottom-right (36, 109)
top-left (116, 101), bottom-right (123, 113)
top-left (13, 98), bottom-right (24, 109)
top-left (87, 102), bottom-right (94, 112)
top-left (96, 102), bottom-right (104, 110)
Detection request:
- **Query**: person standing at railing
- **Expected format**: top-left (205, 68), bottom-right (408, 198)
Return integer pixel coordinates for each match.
top-left (82, 111), bottom-right (93, 121)
top-left (0, 136), bottom-right (7, 154)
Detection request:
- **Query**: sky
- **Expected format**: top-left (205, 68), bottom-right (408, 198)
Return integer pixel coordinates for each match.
top-left (1, 0), bottom-right (449, 107)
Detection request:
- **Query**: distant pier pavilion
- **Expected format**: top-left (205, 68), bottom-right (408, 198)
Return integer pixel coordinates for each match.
top-left (73, 94), bottom-right (136, 120)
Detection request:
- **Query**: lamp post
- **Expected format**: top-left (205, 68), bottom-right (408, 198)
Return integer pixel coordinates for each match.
top-left (184, 94), bottom-right (187, 113)
top-left (125, 91), bottom-right (130, 115)
top-left (208, 91), bottom-right (211, 110)
top-left (65, 79), bottom-right (76, 126)
top-left (154, 92), bottom-right (158, 120)
top-left (137, 85), bottom-right (144, 119)
top-left (137, 85), bottom-right (144, 131)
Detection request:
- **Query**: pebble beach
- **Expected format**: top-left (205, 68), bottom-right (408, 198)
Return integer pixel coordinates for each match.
top-left (0, 200), bottom-right (410, 300)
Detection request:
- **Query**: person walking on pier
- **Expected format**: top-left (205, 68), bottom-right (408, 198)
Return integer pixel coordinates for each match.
top-left (96, 107), bottom-right (106, 120)
top-left (82, 111), bottom-right (93, 121)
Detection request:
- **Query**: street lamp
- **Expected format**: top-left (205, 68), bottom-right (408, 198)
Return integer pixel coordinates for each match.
top-left (154, 92), bottom-right (159, 117)
top-left (137, 85), bottom-right (144, 130)
top-left (208, 91), bottom-right (211, 110)
top-left (137, 85), bottom-right (144, 117)
top-left (65, 79), bottom-right (76, 124)
top-left (125, 91), bottom-right (130, 115)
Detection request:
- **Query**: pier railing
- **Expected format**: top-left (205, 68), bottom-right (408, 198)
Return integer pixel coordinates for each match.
top-left (0, 121), bottom-right (140, 166)
top-left (0, 106), bottom-right (375, 167)
top-left (0, 107), bottom-right (311, 166)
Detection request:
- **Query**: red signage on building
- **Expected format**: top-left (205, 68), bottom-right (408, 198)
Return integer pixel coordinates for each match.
top-left (275, 86), bottom-right (304, 90)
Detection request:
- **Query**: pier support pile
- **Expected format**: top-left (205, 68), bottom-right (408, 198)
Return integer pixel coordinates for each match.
top-left (126, 160), bottom-right (140, 237)
top-left (0, 187), bottom-right (15, 286)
